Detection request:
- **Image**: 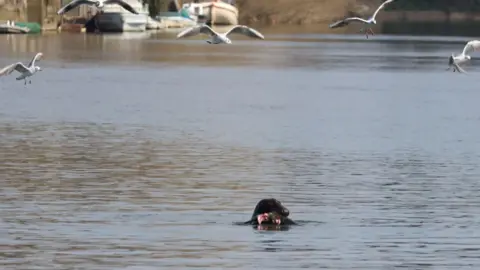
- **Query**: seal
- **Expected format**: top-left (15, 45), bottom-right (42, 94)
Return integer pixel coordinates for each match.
top-left (244, 198), bottom-right (296, 225)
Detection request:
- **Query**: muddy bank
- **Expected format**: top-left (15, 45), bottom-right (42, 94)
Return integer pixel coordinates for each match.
top-left (0, 0), bottom-right (60, 30)
top-left (236, 0), bottom-right (379, 26)
top-left (235, 0), bottom-right (477, 27)
top-left (0, 0), bottom-right (26, 21)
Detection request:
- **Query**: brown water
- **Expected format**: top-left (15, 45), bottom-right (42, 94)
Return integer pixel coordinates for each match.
top-left (1, 30), bottom-right (480, 269)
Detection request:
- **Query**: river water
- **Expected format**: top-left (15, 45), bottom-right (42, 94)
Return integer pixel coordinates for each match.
top-left (1, 29), bottom-right (480, 269)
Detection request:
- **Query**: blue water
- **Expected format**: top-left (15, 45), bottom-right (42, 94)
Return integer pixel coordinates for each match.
top-left (1, 31), bottom-right (480, 269)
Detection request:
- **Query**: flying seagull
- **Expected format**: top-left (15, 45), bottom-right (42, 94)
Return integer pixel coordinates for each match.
top-left (447, 40), bottom-right (480, 73)
top-left (57, 0), bottom-right (139, 15)
top-left (0, 52), bottom-right (43, 85)
top-left (176, 24), bottom-right (265, 44)
top-left (329, 0), bottom-right (396, 39)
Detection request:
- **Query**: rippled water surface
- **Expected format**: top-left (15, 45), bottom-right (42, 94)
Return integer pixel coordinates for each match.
top-left (1, 30), bottom-right (480, 269)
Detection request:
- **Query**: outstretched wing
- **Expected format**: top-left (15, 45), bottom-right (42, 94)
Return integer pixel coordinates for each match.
top-left (27, 52), bottom-right (43, 68)
top-left (176, 25), bottom-right (217, 39)
top-left (105, 0), bottom-right (139, 14)
top-left (462, 40), bottom-right (480, 56)
top-left (57, 0), bottom-right (93, 15)
top-left (454, 62), bottom-right (468, 74)
top-left (371, 0), bottom-right (396, 20)
top-left (0, 62), bottom-right (29, 76)
top-left (225, 25), bottom-right (265, 39)
top-left (329, 17), bottom-right (368, 29)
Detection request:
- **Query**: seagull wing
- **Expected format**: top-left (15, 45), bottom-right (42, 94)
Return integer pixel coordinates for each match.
top-left (57, 0), bottom-right (93, 15)
top-left (329, 17), bottom-right (368, 28)
top-left (0, 62), bottom-right (29, 76)
top-left (104, 0), bottom-right (139, 14)
top-left (454, 62), bottom-right (468, 73)
top-left (225, 25), bottom-right (265, 39)
top-left (371, 0), bottom-right (396, 20)
top-left (27, 52), bottom-right (43, 68)
top-left (176, 25), bottom-right (217, 39)
top-left (462, 40), bottom-right (480, 56)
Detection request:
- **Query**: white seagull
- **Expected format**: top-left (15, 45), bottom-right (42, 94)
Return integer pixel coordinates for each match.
top-left (176, 24), bottom-right (265, 44)
top-left (57, 0), bottom-right (139, 15)
top-left (329, 0), bottom-right (397, 39)
top-left (447, 40), bottom-right (480, 73)
top-left (0, 52), bottom-right (43, 85)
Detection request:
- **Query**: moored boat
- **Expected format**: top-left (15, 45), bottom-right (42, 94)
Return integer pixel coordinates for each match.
top-left (181, 0), bottom-right (238, 25)
top-left (95, 0), bottom-right (149, 32)
top-left (0, 21), bottom-right (39, 34)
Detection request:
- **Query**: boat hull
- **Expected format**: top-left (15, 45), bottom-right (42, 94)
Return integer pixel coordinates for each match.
top-left (0, 24), bottom-right (30, 34)
top-left (95, 1), bottom-right (149, 32)
top-left (201, 1), bottom-right (238, 25)
top-left (96, 12), bottom-right (148, 32)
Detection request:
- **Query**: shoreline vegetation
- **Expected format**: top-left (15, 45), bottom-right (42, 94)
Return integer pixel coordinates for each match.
top-left (0, 0), bottom-right (479, 30)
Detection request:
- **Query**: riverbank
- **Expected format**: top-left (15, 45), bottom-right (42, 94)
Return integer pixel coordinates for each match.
top-left (2, 0), bottom-right (479, 35)
top-left (236, 0), bottom-right (368, 26)
top-left (236, 0), bottom-right (480, 27)
top-left (0, 0), bottom-right (375, 27)
top-left (381, 10), bottom-right (480, 22)
top-left (0, 0), bottom-right (60, 31)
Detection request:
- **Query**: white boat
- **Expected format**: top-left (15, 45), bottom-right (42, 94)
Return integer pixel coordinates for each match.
top-left (95, 0), bottom-right (149, 32)
top-left (181, 0), bottom-right (238, 25)
top-left (0, 20), bottom-right (30, 34)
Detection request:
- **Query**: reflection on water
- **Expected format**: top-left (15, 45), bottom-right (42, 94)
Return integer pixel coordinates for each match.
top-left (0, 30), bottom-right (476, 72)
top-left (1, 30), bottom-right (480, 269)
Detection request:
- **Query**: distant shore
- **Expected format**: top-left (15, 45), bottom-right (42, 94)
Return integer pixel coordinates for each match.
top-left (236, 0), bottom-right (480, 25)
top-left (380, 11), bottom-right (480, 23)
top-left (2, 0), bottom-right (480, 34)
